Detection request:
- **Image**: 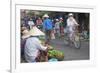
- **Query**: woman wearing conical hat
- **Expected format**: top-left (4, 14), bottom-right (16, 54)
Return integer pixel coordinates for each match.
top-left (21, 28), bottom-right (47, 62)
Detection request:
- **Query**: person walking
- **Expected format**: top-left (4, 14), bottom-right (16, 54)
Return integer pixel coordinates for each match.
top-left (36, 17), bottom-right (43, 30)
top-left (55, 19), bottom-right (60, 37)
top-left (59, 17), bottom-right (64, 38)
top-left (43, 14), bottom-right (53, 44)
top-left (28, 18), bottom-right (35, 29)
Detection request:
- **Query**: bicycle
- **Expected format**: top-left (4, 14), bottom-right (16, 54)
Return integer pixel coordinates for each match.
top-left (64, 25), bottom-right (81, 49)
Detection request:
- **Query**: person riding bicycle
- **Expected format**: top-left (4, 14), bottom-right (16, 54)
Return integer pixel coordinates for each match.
top-left (67, 13), bottom-right (79, 42)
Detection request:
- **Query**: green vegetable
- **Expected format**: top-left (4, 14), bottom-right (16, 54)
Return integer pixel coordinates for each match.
top-left (48, 49), bottom-right (64, 61)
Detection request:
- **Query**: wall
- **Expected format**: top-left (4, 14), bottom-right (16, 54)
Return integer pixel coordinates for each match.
top-left (0, 0), bottom-right (100, 73)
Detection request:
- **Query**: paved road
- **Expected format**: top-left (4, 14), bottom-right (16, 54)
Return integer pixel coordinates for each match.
top-left (50, 38), bottom-right (89, 61)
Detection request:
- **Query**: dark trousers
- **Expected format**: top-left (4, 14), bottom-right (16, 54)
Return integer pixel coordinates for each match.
top-left (45, 29), bottom-right (52, 44)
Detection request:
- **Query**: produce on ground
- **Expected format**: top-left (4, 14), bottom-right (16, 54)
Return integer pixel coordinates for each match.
top-left (48, 49), bottom-right (64, 61)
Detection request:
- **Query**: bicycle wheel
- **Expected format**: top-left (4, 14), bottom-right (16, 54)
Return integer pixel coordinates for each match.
top-left (74, 34), bottom-right (81, 49)
top-left (64, 35), bottom-right (70, 46)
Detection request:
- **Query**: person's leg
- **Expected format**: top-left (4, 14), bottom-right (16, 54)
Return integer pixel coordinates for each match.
top-left (48, 30), bottom-right (51, 42)
top-left (35, 51), bottom-right (41, 62)
top-left (55, 29), bottom-right (58, 38)
top-left (44, 30), bottom-right (47, 43)
top-left (45, 30), bottom-right (50, 44)
top-left (69, 32), bottom-right (73, 41)
top-left (58, 29), bottom-right (60, 37)
top-left (61, 26), bottom-right (64, 38)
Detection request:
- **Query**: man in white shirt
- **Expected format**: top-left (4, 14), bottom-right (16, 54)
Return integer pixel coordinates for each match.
top-left (67, 13), bottom-right (79, 41)
top-left (55, 19), bottom-right (60, 37)
top-left (28, 18), bottom-right (35, 29)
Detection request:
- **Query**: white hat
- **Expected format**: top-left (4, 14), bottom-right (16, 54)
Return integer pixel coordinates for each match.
top-left (55, 19), bottom-right (59, 21)
top-left (22, 29), bottom-right (30, 39)
top-left (43, 14), bottom-right (49, 18)
top-left (29, 26), bottom-right (45, 36)
top-left (68, 13), bottom-right (73, 16)
top-left (59, 17), bottom-right (63, 20)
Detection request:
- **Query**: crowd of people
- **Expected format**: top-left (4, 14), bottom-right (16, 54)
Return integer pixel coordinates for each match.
top-left (21, 12), bottom-right (79, 62)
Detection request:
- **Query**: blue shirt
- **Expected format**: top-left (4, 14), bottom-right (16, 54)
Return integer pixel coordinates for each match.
top-left (43, 19), bottom-right (53, 30)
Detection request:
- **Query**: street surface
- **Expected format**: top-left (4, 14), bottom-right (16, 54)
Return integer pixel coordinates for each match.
top-left (50, 37), bottom-right (89, 61)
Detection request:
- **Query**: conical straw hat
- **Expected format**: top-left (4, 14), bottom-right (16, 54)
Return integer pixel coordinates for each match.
top-left (29, 26), bottom-right (45, 36)
top-left (43, 14), bottom-right (49, 18)
top-left (22, 29), bottom-right (30, 39)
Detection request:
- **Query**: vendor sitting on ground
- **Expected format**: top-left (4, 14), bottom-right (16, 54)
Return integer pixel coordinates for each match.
top-left (22, 27), bottom-right (48, 62)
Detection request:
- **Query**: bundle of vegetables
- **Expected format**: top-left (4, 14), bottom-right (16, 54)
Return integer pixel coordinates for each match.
top-left (48, 49), bottom-right (64, 61)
